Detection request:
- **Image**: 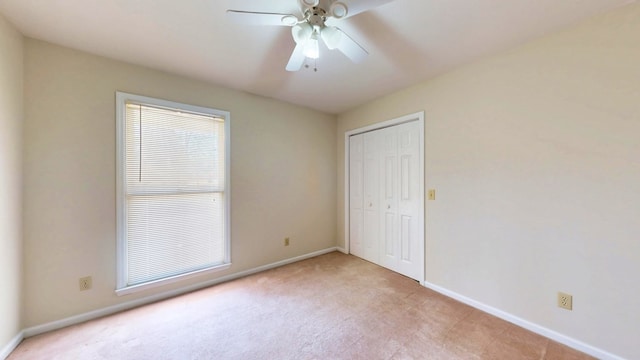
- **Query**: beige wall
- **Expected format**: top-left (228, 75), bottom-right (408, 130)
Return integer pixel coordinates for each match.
top-left (0, 14), bottom-right (23, 351)
top-left (23, 39), bottom-right (336, 327)
top-left (337, 3), bottom-right (640, 359)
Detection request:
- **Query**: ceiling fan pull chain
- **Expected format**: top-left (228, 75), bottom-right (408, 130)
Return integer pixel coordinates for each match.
top-left (305, 58), bottom-right (319, 72)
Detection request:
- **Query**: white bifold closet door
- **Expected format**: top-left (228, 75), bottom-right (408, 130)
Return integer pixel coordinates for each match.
top-left (349, 120), bottom-right (423, 282)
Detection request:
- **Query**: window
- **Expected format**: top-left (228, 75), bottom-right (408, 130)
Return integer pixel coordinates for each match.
top-left (116, 92), bottom-right (230, 295)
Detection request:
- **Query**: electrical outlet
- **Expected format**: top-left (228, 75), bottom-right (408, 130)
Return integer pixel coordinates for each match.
top-left (428, 189), bottom-right (436, 200)
top-left (79, 276), bottom-right (92, 291)
top-left (558, 292), bottom-right (572, 310)
top-left (284, 237), bottom-right (290, 246)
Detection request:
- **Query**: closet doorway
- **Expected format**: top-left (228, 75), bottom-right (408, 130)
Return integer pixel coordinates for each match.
top-left (345, 112), bottom-right (424, 283)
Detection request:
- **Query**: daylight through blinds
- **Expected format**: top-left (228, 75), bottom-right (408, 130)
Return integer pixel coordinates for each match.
top-left (124, 103), bottom-right (225, 286)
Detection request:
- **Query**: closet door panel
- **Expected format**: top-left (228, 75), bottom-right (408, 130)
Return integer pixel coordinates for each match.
top-left (396, 121), bottom-right (423, 280)
top-left (349, 134), bottom-right (364, 257)
top-left (362, 130), bottom-right (381, 263)
top-left (380, 126), bottom-right (399, 270)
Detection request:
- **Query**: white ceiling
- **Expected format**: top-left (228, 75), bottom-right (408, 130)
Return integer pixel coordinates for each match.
top-left (0, 0), bottom-right (635, 114)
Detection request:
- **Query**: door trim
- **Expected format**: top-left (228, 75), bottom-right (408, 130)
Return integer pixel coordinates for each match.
top-left (344, 111), bottom-right (425, 283)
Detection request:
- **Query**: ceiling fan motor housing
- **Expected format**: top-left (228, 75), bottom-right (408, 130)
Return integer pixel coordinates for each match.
top-left (307, 7), bottom-right (327, 27)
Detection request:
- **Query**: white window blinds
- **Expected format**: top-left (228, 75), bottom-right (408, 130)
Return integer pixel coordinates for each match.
top-left (117, 93), bottom-right (230, 293)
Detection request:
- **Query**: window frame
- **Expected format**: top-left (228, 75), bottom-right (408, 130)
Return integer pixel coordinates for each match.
top-left (115, 91), bottom-right (231, 296)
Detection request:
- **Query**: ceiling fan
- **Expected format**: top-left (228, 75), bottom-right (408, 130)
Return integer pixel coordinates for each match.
top-left (227, 0), bottom-right (395, 71)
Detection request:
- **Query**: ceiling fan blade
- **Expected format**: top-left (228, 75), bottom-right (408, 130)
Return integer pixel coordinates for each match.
top-left (341, 0), bottom-right (395, 19)
top-left (226, 10), bottom-right (298, 26)
top-left (321, 27), bottom-right (368, 63)
top-left (286, 43), bottom-right (306, 71)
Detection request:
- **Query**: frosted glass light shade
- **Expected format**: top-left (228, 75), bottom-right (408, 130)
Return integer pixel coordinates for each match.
top-left (292, 23), bottom-right (313, 44)
top-left (303, 36), bottom-right (319, 59)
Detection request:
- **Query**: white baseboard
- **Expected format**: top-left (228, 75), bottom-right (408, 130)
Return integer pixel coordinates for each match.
top-left (21, 247), bottom-right (338, 339)
top-left (423, 281), bottom-right (625, 360)
top-left (0, 331), bottom-right (24, 360)
top-left (336, 246), bottom-right (347, 254)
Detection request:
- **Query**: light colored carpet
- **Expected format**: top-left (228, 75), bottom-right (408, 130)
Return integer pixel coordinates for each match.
top-left (9, 252), bottom-right (594, 359)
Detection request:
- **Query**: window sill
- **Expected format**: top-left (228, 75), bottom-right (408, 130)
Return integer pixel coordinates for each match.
top-left (115, 263), bottom-right (231, 296)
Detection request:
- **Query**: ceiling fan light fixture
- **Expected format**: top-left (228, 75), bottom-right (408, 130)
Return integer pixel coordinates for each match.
top-left (292, 22), bottom-right (313, 44)
top-left (329, 2), bottom-right (348, 19)
top-left (301, 0), bottom-right (320, 7)
top-left (303, 33), bottom-right (320, 59)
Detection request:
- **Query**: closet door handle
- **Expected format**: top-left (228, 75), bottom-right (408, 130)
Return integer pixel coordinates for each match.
top-left (369, 202), bottom-right (373, 207)
top-left (387, 205), bottom-right (391, 209)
